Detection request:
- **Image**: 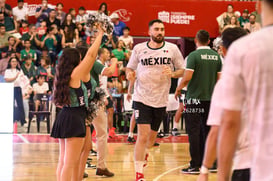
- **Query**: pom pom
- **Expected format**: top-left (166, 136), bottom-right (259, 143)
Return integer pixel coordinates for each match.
top-left (86, 101), bottom-right (99, 121)
top-left (86, 12), bottom-right (114, 35)
top-left (86, 88), bottom-right (107, 121)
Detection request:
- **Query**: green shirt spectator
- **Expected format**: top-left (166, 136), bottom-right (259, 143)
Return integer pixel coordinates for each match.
top-left (238, 9), bottom-right (249, 28)
top-left (238, 16), bottom-right (249, 28)
top-left (21, 33), bottom-right (41, 50)
top-left (3, 16), bottom-right (15, 32)
top-left (20, 48), bottom-right (37, 61)
top-left (41, 35), bottom-right (57, 52)
top-left (112, 48), bottom-right (128, 62)
top-left (21, 60), bottom-right (36, 85)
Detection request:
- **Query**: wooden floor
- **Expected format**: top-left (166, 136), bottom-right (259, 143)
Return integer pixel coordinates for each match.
top-left (0, 131), bottom-right (217, 181)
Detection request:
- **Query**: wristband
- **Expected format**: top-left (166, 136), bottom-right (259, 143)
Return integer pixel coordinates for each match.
top-left (200, 165), bottom-right (209, 174)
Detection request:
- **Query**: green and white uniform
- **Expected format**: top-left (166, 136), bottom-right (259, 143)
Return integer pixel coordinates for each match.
top-left (186, 46), bottom-right (222, 101)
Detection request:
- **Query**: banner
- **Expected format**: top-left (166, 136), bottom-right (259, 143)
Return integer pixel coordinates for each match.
top-left (9, 0), bottom-right (255, 37)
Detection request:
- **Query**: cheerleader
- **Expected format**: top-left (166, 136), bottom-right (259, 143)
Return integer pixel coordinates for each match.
top-left (50, 24), bottom-right (104, 181)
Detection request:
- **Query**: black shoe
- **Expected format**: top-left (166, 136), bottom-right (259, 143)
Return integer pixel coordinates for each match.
top-left (86, 162), bottom-right (96, 169)
top-left (157, 130), bottom-right (165, 138)
top-left (153, 142), bottom-right (160, 146)
top-left (87, 157), bottom-right (92, 162)
top-left (83, 172), bottom-right (88, 178)
top-left (209, 167), bottom-right (217, 173)
top-left (96, 168), bottom-right (114, 177)
top-left (171, 128), bottom-right (181, 136)
top-left (181, 166), bottom-right (200, 174)
top-left (90, 149), bottom-right (97, 156)
top-left (127, 136), bottom-right (136, 143)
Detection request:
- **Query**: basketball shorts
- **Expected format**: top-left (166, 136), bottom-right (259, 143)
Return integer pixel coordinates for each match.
top-left (133, 101), bottom-right (166, 131)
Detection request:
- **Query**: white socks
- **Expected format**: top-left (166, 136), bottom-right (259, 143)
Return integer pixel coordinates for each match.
top-left (135, 161), bottom-right (144, 173)
top-left (173, 121), bottom-right (178, 129)
top-left (128, 132), bottom-right (134, 137)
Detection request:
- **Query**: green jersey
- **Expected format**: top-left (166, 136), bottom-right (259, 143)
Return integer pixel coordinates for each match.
top-left (90, 60), bottom-right (105, 87)
top-left (69, 82), bottom-right (88, 107)
top-left (186, 46), bottom-right (222, 101)
top-left (41, 35), bottom-right (56, 51)
top-left (112, 49), bottom-right (128, 62)
top-left (21, 33), bottom-right (40, 50)
top-left (20, 49), bottom-right (37, 61)
top-left (90, 77), bottom-right (97, 99)
top-left (238, 16), bottom-right (249, 28)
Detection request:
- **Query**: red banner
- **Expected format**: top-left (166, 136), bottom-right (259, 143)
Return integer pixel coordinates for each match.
top-left (9, 0), bottom-right (255, 37)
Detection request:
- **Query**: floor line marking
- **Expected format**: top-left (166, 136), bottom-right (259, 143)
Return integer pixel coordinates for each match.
top-left (153, 164), bottom-right (188, 181)
top-left (17, 134), bottom-right (30, 144)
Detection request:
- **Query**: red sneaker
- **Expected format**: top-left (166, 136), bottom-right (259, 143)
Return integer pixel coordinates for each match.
top-left (143, 153), bottom-right (149, 167)
top-left (92, 130), bottom-right (96, 138)
top-left (136, 172), bottom-right (145, 181)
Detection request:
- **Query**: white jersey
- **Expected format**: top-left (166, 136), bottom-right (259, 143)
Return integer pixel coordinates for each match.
top-left (33, 82), bottom-right (49, 94)
top-left (207, 80), bottom-right (251, 170)
top-left (97, 60), bottom-right (110, 97)
top-left (220, 26), bottom-right (273, 180)
top-left (127, 41), bottom-right (184, 108)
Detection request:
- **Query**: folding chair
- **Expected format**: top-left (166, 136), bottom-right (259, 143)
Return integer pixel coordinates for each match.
top-left (28, 94), bottom-right (51, 133)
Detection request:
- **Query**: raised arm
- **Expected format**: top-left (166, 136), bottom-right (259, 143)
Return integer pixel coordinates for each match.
top-left (71, 25), bottom-right (104, 80)
top-left (35, 7), bottom-right (43, 19)
top-left (101, 58), bottom-right (118, 76)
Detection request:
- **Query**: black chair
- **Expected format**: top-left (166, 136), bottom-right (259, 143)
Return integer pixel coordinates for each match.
top-left (28, 94), bottom-right (51, 133)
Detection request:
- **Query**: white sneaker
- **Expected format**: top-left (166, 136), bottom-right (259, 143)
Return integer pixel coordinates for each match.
top-left (32, 116), bottom-right (37, 122)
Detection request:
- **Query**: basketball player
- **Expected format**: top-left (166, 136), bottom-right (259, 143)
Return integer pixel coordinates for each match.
top-left (126, 19), bottom-right (184, 181)
top-left (217, 0), bottom-right (273, 180)
top-left (197, 27), bottom-right (248, 181)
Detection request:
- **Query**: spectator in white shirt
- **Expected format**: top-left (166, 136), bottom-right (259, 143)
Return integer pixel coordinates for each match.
top-left (244, 14), bottom-right (261, 33)
top-left (76, 6), bottom-right (87, 26)
top-left (4, 57), bottom-right (25, 125)
top-left (12, 0), bottom-right (28, 30)
top-left (32, 75), bottom-right (49, 112)
top-left (119, 27), bottom-right (133, 50)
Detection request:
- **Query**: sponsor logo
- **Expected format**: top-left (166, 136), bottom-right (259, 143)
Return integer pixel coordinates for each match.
top-left (158, 11), bottom-right (195, 25)
top-left (200, 54), bottom-right (219, 61)
top-left (23, 3), bottom-right (56, 16)
top-left (141, 57), bottom-right (171, 66)
top-left (158, 11), bottom-right (170, 23)
top-left (134, 110), bottom-right (139, 119)
top-left (112, 9), bottom-right (133, 22)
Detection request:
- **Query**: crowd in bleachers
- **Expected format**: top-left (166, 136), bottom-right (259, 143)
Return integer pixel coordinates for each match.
top-left (0, 0), bottom-right (260, 133)
top-left (214, 3), bottom-right (261, 56)
top-left (0, 0), bottom-right (133, 129)
top-left (217, 3), bottom-right (261, 34)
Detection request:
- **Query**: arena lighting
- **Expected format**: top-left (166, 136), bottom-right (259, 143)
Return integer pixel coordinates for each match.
top-left (0, 83), bottom-right (14, 133)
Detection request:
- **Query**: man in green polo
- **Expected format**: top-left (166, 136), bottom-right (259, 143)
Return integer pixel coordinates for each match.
top-left (175, 30), bottom-right (222, 174)
top-left (90, 48), bottom-right (117, 177)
